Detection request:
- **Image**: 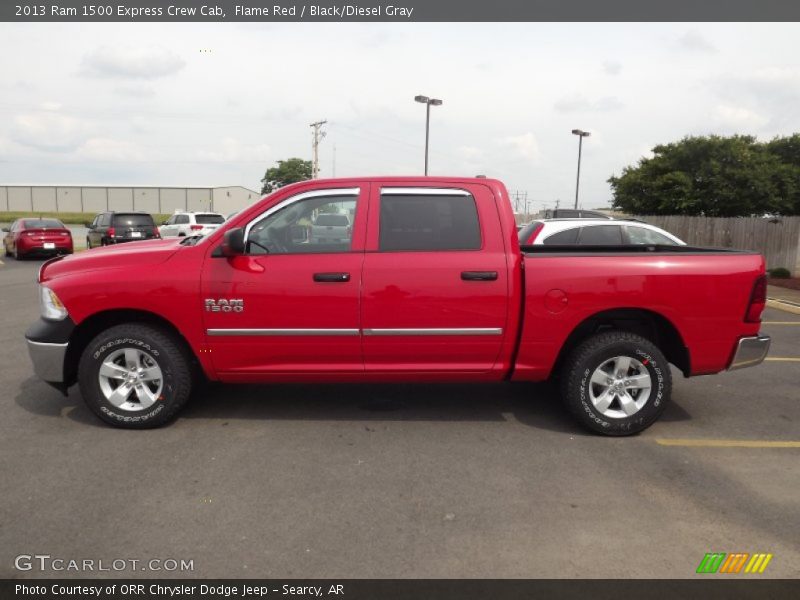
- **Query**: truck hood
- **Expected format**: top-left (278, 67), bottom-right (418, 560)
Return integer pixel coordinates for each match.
top-left (39, 239), bottom-right (182, 283)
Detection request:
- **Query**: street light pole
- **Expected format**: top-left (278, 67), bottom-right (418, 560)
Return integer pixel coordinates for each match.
top-left (571, 128), bottom-right (591, 209)
top-left (415, 95), bottom-right (443, 175)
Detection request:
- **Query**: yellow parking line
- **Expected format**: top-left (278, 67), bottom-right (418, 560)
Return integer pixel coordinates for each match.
top-left (656, 439), bottom-right (800, 448)
top-left (764, 357), bottom-right (800, 362)
top-left (762, 321), bottom-right (800, 325)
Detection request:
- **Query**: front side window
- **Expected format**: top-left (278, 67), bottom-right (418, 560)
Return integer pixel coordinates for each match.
top-left (379, 192), bottom-right (481, 252)
top-left (578, 225), bottom-right (623, 245)
top-left (247, 194), bottom-right (357, 255)
top-left (626, 226), bottom-right (678, 245)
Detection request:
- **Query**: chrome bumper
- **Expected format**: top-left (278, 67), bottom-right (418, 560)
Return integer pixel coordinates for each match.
top-left (26, 339), bottom-right (68, 382)
top-left (728, 335), bottom-right (771, 371)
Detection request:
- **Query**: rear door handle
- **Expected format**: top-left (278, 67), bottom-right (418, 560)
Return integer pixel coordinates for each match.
top-left (461, 271), bottom-right (498, 281)
top-left (313, 272), bottom-right (351, 283)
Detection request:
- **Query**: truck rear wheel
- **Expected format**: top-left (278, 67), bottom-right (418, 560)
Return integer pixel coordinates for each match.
top-left (560, 331), bottom-right (671, 436)
top-left (78, 323), bottom-right (193, 428)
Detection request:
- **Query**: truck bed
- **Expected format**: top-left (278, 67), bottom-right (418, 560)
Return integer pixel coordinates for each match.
top-left (514, 245), bottom-right (764, 381)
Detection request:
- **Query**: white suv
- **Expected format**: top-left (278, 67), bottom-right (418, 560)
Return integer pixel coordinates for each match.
top-left (159, 212), bottom-right (226, 238)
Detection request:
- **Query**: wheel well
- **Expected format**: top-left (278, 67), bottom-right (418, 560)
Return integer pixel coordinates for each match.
top-left (64, 309), bottom-right (198, 387)
top-left (553, 308), bottom-right (690, 377)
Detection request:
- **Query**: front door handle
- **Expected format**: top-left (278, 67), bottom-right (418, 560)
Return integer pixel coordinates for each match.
top-left (313, 272), bottom-right (351, 283)
top-left (461, 271), bottom-right (498, 281)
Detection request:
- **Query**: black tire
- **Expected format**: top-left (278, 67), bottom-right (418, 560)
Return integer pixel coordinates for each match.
top-left (78, 323), bottom-right (193, 429)
top-left (560, 331), bottom-right (671, 436)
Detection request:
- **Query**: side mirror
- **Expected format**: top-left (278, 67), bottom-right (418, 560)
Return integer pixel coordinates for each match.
top-left (221, 227), bottom-right (245, 257)
top-left (161, 221), bottom-right (168, 226)
top-left (84, 222), bottom-right (94, 229)
top-left (1, 227), bottom-right (8, 232)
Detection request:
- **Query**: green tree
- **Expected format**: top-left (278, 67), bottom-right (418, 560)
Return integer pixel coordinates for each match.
top-left (260, 158), bottom-right (312, 194)
top-left (609, 135), bottom-right (800, 216)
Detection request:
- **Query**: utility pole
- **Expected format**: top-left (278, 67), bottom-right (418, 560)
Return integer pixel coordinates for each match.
top-left (310, 120), bottom-right (327, 179)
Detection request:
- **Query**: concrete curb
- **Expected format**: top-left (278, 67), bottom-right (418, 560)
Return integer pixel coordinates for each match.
top-left (767, 298), bottom-right (800, 316)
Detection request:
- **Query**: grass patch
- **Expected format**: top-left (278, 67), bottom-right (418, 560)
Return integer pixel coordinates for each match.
top-left (0, 211), bottom-right (172, 225)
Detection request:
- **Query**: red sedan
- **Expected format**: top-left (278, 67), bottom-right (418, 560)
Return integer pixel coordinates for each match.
top-left (2, 218), bottom-right (73, 259)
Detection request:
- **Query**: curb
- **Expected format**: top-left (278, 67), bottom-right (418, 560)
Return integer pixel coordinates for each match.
top-left (766, 298), bottom-right (800, 316)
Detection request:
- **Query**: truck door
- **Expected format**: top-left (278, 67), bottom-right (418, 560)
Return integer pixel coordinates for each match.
top-left (201, 186), bottom-right (367, 376)
top-left (361, 184), bottom-right (509, 373)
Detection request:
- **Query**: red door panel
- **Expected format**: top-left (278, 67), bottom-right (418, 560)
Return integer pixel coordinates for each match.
top-left (201, 185), bottom-right (368, 375)
top-left (361, 183), bottom-right (509, 373)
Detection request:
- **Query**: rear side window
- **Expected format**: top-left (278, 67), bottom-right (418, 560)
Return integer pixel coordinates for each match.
top-left (578, 225), bottom-right (623, 245)
top-left (195, 214), bottom-right (225, 225)
top-left (543, 228), bottom-right (580, 245)
top-left (626, 226), bottom-right (678, 245)
top-left (113, 214), bottom-right (155, 227)
top-left (379, 193), bottom-right (481, 252)
top-left (22, 219), bottom-right (63, 229)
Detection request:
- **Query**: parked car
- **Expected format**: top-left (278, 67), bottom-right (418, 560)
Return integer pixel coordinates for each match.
top-left (542, 208), bottom-right (615, 219)
top-left (309, 212), bottom-right (351, 244)
top-left (518, 219), bottom-right (685, 246)
top-left (159, 211), bottom-right (226, 238)
top-left (26, 177), bottom-right (768, 435)
top-left (86, 212), bottom-right (160, 248)
top-left (2, 218), bottom-right (73, 259)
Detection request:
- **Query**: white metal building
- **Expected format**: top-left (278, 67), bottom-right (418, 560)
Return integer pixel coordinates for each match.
top-left (0, 185), bottom-right (260, 216)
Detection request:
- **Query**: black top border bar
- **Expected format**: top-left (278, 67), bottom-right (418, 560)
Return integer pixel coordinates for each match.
top-left (4, 0), bottom-right (800, 22)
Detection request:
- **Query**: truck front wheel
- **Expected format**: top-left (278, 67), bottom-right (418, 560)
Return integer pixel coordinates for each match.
top-left (78, 323), bottom-right (193, 428)
top-left (561, 331), bottom-right (672, 436)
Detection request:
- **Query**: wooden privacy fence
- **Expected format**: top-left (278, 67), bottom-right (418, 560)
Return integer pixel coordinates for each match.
top-left (636, 215), bottom-right (800, 276)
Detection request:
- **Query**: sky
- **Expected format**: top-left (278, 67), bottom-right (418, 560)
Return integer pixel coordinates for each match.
top-left (1, 22), bottom-right (799, 210)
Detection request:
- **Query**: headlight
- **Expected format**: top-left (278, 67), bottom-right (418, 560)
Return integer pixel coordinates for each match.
top-left (40, 285), bottom-right (68, 321)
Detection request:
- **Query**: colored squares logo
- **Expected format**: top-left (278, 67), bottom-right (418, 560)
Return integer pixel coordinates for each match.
top-left (697, 552), bottom-right (773, 574)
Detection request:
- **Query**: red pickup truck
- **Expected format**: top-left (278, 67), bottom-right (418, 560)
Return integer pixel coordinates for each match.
top-left (26, 177), bottom-right (770, 434)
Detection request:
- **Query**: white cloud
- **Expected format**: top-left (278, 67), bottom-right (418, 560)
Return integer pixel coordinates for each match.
top-left (712, 105), bottom-right (769, 129)
top-left (11, 111), bottom-right (88, 152)
top-left (81, 46), bottom-right (186, 79)
top-left (498, 133), bottom-right (540, 163)
top-left (603, 60), bottom-right (622, 76)
top-left (75, 138), bottom-right (148, 162)
top-left (678, 30), bottom-right (716, 53)
top-left (554, 95), bottom-right (624, 113)
top-left (456, 145), bottom-right (482, 160)
top-left (196, 137), bottom-right (272, 163)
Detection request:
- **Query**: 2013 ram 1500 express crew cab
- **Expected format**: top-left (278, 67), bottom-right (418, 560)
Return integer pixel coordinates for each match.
top-left (26, 177), bottom-right (771, 434)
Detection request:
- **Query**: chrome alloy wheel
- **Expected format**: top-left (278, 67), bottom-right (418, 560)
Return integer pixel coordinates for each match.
top-left (97, 348), bottom-right (163, 412)
top-left (588, 355), bottom-right (652, 419)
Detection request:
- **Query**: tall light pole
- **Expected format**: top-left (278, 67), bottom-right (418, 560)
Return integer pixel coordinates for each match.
top-left (415, 95), bottom-right (443, 175)
top-left (571, 129), bottom-right (591, 209)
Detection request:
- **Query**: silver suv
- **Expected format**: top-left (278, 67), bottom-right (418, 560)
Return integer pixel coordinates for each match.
top-left (159, 211), bottom-right (225, 238)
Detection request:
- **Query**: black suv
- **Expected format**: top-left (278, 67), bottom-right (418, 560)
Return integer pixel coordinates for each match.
top-left (86, 212), bottom-right (160, 248)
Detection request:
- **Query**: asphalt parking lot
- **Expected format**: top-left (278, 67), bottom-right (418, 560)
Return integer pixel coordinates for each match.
top-left (1, 256), bottom-right (798, 579)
